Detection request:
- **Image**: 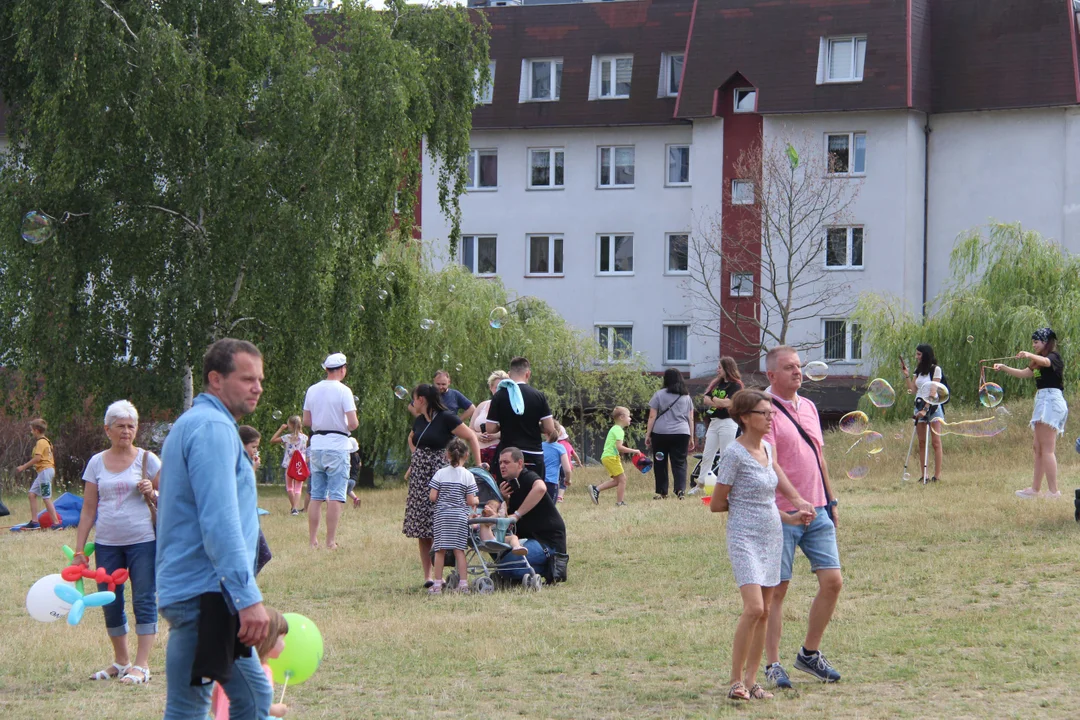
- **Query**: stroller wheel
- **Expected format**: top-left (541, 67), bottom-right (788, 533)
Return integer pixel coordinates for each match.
top-left (474, 577), bottom-right (495, 594)
top-left (446, 570), bottom-right (460, 588)
top-left (523, 573), bottom-right (542, 592)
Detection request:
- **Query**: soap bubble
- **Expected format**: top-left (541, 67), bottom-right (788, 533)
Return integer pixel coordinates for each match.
top-left (353, 395), bottom-right (360, 404)
top-left (838, 411), bottom-right (869, 435)
top-left (21, 211), bottom-right (55, 245)
top-left (804, 361), bottom-right (829, 382)
top-left (150, 422), bottom-right (172, 445)
top-left (448, 284), bottom-right (455, 294)
top-left (861, 431), bottom-right (885, 455)
top-left (357, 304), bottom-right (365, 313)
top-left (489, 306), bottom-right (508, 329)
top-left (442, 354), bottom-right (450, 364)
top-left (995, 405), bottom-right (1011, 417)
top-left (966, 335), bottom-right (974, 344)
top-left (866, 378), bottom-right (896, 408)
top-left (376, 289), bottom-right (389, 301)
top-left (394, 385), bottom-right (409, 400)
top-left (655, 452), bottom-right (665, 462)
top-left (386, 271), bottom-right (396, 282)
top-left (930, 416), bottom-right (1006, 438)
top-left (846, 464), bottom-right (869, 480)
top-left (455, 363), bottom-right (463, 373)
top-left (894, 432), bottom-right (904, 440)
top-left (978, 382), bottom-right (1003, 408)
top-left (917, 381), bottom-right (950, 405)
top-left (420, 318), bottom-right (435, 331)
top-left (902, 472), bottom-right (911, 482)
top-left (271, 410), bottom-right (283, 420)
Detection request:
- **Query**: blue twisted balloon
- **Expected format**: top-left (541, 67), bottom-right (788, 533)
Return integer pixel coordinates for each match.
top-left (54, 585), bottom-right (115, 626)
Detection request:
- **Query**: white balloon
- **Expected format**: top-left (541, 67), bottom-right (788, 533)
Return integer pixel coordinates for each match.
top-left (26, 574), bottom-right (75, 623)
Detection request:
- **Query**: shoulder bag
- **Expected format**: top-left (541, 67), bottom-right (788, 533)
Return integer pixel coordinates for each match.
top-left (770, 399), bottom-right (834, 521)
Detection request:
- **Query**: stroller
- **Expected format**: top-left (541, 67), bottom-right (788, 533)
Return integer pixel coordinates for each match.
top-left (439, 467), bottom-right (543, 593)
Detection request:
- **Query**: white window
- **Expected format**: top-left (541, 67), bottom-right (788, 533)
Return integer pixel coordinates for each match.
top-left (598, 146), bottom-right (635, 187)
top-left (731, 179), bottom-right (754, 205)
top-left (594, 55), bottom-right (633, 99)
top-left (819, 36), bottom-right (867, 83)
top-left (666, 233), bottom-right (688, 274)
top-left (466, 149), bottom-right (497, 190)
top-left (596, 325), bottom-right (634, 361)
top-left (823, 319), bottom-right (863, 362)
top-left (476, 61), bottom-right (495, 104)
top-left (826, 132), bottom-right (866, 175)
top-left (597, 234), bottom-right (634, 275)
top-left (730, 272), bottom-right (754, 297)
top-left (660, 52), bottom-right (684, 97)
top-left (524, 58), bottom-right (563, 101)
top-left (825, 227), bottom-right (864, 269)
top-left (734, 88), bottom-right (757, 113)
top-left (666, 144), bottom-right (690, 186)
top-left (528, 148), bottom-right (564, 189)
top-left (527, 234), bottom-right (563, 276)
top-left (664, 325), bottom-right (689, 364)
top-left (460, 235), bottom-right (497, 276)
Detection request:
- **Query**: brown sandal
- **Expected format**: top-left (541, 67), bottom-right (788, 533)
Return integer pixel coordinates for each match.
top-left (727, 681), bottom-right (750, 701)
top-left (748, 683), bottom-right (773, 700)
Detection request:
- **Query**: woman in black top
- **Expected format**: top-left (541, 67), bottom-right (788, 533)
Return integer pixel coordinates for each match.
top-left (993, 327), bottom-right (1067, 499)
top-left (403, 384), bottom-right (482, 587)
top-left (696, 357), bottom-right (743, 489)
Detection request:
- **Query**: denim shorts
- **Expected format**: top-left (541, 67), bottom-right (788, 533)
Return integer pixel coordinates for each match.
top-left (308, 449), bottom-right (349, 502)
top-left (29, 467), bottom-right (54, 498)
top-left (1031, 388), bottom-right (1068, 434)
top-left (780, 507), bottom-right (841, 582)
top-left (917, 403), bottom-right (944, 424)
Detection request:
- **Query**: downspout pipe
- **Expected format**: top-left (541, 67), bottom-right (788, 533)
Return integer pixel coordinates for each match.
top-left (921, 114), bottom-right (931, 317)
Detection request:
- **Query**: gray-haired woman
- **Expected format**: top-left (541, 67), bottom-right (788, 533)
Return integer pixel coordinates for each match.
top-left (73, 400), bottom-right (161, 685)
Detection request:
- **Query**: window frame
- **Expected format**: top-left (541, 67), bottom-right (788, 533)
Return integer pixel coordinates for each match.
top-left (822, 319), bottom-right (863, 363)
top-left (822, 36), bottom-right (867, 84)
top-left (730, 272), bottom-right (754, 297)
top-left (665, 144), bottom-right (691, 187)
top-left (466, 148), bottom-right (498, 191)
top-left (527, 58), bottom-right (563, 102)
top-left (733, 88), bottom-right (757, 113)
top-left (525, 234), bottom-right (564, 278)
top-left (527, 147), bottom-right (566, 190)
top-left (595, 323), bottom-right (635, 363)
top-left (476, 60), bottom-right (496, 105)
top-left (824, 226), bottom-right (865, 270)
top-left (597, 145), bottom-right (636, 189)
top-left (663, 323), bottom-right (690, 365)
top-left (731, 179), bottom-right (755, 205)
top-left (596, 233), bottom-right (635, 276)
top-left (662, 52), bottom-right (684, 97)
top-left (665, 233), bottom-right (689, 276)
top-left (825, 132), bottom-right (867, 176)
top-left (595, 54), bottom-right (634, 100)
top-left (459, 235), bottom-right (498, 277)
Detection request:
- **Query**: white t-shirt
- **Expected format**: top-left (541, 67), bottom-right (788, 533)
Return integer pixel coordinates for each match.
top-left (304, 379), bottom-right (357, 452)
top-left (915, 365), bottom-right (943, 394)
top-left (83, 449), bottom-right (161, 546)
top-left (279, 432), bottom-right (308, 468)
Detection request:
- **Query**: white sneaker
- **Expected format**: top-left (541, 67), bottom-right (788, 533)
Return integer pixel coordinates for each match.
top-left (1046, 491), bottom-right (1062, 499)
top-left (1015, 487), bottom-right (1039, 499)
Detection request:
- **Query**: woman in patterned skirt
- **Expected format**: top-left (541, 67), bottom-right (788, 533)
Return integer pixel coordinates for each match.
top-left (403, 383), bottom-right (482, 589)
top-left (710, 389), bottom-right (815, 701)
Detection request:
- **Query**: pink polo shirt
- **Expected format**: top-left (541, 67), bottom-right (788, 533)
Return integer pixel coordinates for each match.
top-left (762, 388), bottom-right (826, 512)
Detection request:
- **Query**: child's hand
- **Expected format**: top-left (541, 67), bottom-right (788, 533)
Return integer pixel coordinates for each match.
top-left (270, 701), bottom-right (288, 717)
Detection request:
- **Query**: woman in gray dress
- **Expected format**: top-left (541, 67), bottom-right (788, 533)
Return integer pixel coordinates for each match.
top-left (711, 389), bottom-right (815, 701)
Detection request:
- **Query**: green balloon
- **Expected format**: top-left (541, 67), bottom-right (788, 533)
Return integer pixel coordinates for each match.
top-left (267, 613), bottom-right (323, 686)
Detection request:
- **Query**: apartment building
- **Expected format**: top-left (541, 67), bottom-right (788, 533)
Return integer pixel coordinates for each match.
top-left (421, 0), bottom-right (1080, 377)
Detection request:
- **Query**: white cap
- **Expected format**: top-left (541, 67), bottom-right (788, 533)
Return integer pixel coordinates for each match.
top-left (347, 437), bottom-right (359, 453)
top-left (322, 352), bottom-right (347, 370)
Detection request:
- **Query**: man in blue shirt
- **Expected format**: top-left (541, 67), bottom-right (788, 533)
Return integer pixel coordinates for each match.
top-left (157, 338), bottom-right (271, 720)
top-left (434, 369), bottom-right (474, 422)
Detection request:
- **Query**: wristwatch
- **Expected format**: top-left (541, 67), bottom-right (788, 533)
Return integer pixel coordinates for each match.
top-left (827, 499), bottom-right (838, 508)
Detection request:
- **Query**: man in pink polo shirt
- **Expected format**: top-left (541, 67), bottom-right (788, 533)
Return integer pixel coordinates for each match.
top-left (761, 346), bottom-right (843, 687)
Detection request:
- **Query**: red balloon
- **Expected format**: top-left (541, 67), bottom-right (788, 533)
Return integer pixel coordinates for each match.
top-left (38, 513), bottom-right (54, 528)
top-left (61, 565), bottom-right (83, 582)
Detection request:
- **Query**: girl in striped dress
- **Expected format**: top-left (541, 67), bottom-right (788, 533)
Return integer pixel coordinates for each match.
top-left (428, 438), bottom-right (479, 594)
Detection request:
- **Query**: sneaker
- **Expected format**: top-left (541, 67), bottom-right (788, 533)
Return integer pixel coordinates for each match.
top-left (1015, 487), bottom-right (1040, 499)
top-left (589, 485), bottom-right (600, 505)
top-left (615, 501), bottom-right (627, 507)
top-left (765, 663), bottom-right (792, 689)
top-left (22, 521), bottom-right (40, 530)
top-left (794, 650), bottom-right (841, 683)
top-left (676, 491), bottom-right (685, 500)
top-left (290, 509), bottom-right (299, 516)
top-left (1046, 491), bottom-right (1062, 499)
top-left (687, 486), bottom-right (700, 495)
top-left (652, 494), bottom-right (666, 501)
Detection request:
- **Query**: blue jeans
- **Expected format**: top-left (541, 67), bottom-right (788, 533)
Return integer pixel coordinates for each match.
top-left (780, 507), bottom-right (841, 582)
top-left (96, 540), bottom-right (157, 636)
top-left (308, 449), bottom-right (349, 502)
top-left (497, 539), bottom-right (550, 580)
top-left (160, 596), bottom-right (271, 720)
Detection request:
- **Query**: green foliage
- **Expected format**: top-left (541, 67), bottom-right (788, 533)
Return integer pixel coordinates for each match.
top-left (853, 223), bottom-right (1080, 416)
top-left (0, 0), bottom-right (488, 423)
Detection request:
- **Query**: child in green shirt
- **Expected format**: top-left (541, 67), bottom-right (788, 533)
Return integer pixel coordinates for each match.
top-left (589, 407), bottom-right (642, 506)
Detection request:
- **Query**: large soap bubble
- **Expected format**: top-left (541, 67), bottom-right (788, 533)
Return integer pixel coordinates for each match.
top-left (930, 416), bottom-right (1006, 438)
top-left (861, 431), bottom-right (884, 455)
top-left (917, 381), bottom-right (950, 405)
top-left (394, 385), bottom-right (409, 400)
top-left (866, 378), bottom-right (896, 408)
top-left (978, 382), bottom-right (1003, 409)
top-left (489, 306), bottom-right (508, 329)
top-left (838, 411), bottom-right (869, 435)
top-left (804, 361), bottom-right (829, 381)
top-left (420, 318), bottom-right (435, 331)
top-left (21, 211), bottom-right (55, 245)
top-left (846, 464), bottom-right (869, 480)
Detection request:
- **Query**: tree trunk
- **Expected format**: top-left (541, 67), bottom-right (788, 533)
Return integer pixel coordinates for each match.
top-left (182, 364), bottom-right (194, 412)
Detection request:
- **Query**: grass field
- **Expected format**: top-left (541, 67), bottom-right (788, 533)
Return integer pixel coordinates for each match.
top-left (3, 398), bottom-right (1080, 719)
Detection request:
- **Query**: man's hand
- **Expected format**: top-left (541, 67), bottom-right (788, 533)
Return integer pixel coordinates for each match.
top-left (829, 504), bottom-right (840, 529)
top-left (498, 481), bottom-right (513, 497)
top-left (237, 602), bottom-right (270, 647)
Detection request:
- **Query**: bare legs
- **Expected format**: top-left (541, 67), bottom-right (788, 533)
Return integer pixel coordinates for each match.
top-left (916, 422), bottom-right (943, 480)
top-left (418, 538), bottom-right (433, 583)
top-left (308, 500), bottom-right (343, 549)
top-left (765, 569), bottom-right (844, 664)
top-left (104, 632), bottom-right (154, 679)
top-left (1030, 422), bottom-right (1059, 493)
top-left (28, 492), bottom-right (60, 525)
top-left (731, 584), bottom-right (775, 688)
top-left (596, 473), bottom-right (627, 502)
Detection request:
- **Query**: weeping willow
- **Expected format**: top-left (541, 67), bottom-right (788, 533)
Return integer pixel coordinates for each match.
top-left (853, 223), bottom-right (1080, 416)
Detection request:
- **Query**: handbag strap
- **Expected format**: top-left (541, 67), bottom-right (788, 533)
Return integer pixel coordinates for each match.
top-left (770, 397), bottom-right (833, 520)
